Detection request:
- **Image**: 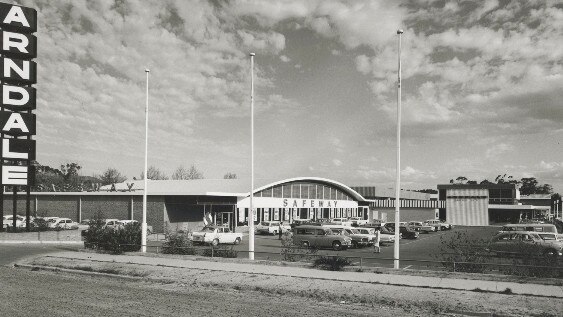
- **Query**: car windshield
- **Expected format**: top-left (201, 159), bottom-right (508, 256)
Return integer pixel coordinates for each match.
top-left (349, 229), bottom-right (360, 234)
top-left (260, 222), bottom-right (269, 226)
top-left (201, 227), bottom-right (215, 232)
top-left (47, 219), bottom-right (57, 223)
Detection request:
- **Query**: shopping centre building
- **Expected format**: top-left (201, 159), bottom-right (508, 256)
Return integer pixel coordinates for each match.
top-left (437, 183), bottom-right (551, 226)
top-left (2, 177), bottom-right (442, 233)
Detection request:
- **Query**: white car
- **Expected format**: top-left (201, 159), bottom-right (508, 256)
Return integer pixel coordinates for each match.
top-left (330, 217), bottom-right (353, 227)
top-left (2, 215), bottom-right (24, 228)
top-left (48, 218), bottom-right (79, 230)
top-left (116, 220), bottom-right (153, 234)
top-left (255, 221), bottom-right (290, 235)
top-left (191, 226), bottom-right (243, 246)
top-left (349, 217), bottom-right (369, 226)
top-left (103, 219), bottom-right (120, 228)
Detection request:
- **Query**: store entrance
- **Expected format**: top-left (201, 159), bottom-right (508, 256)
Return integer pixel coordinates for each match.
top-left (216, 212), bottom-right (235, 230)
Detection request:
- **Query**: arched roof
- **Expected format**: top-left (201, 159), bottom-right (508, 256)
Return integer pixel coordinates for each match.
top-left (251, 177), bottom-right (366, 202)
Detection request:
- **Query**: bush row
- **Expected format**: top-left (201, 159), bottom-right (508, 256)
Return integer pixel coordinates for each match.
top-left (83, 218), bottom-right (141, 254)
top-left (161, 233), bottom-right (238, 258)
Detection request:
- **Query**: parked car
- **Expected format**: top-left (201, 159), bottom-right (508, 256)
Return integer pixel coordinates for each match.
top-left (487, 231), bottom-right (563, 257)
top-left (77, 219), bottom-right (90, 230)
top-left (292, 225), bottom-right (352, 251)
top-left (330, 217), bottom-right (353, 227)
top-left (48, 218), bottom-right (79, 230)
top-left (399, 226), bottom-right (419, 239)
top-left (103, 219), bottom-right (120, 228)
top-left (360, 223), bottom-right (398, 243)
top-left (349, 217), bottom-right (368, 226)
top-left (412, 221), bottom-right (436, 233)
top-left (329, 227), bottom-right (372, 248)
top-left (2, 215), bottom-right (24, 228)
top-left (255, 221), bottom-right (290, 235)
top-left (424, 219), bottom-right (445, 231)
top-left (116, 220), bottom-right (153, 234)
top-left (191, 226), bottom-right (243, 246)
top-left (291, 219), bottom-right (316, 229)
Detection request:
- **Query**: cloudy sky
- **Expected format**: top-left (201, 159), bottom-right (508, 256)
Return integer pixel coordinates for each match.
top-left (15, 0), bottom-right (563, 192)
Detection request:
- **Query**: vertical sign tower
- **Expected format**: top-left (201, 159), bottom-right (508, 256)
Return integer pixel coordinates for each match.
top-left (0, 3), bottom-right (37, 231)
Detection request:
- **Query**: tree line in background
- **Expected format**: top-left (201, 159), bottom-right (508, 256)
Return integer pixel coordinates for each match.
top-left (449, 174), bottom-right (554, 195)
top-left (29, 161), bottom-right (237, 192)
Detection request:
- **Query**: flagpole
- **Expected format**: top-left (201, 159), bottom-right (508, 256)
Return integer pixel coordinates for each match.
top-left (249, 53), bottom-right (255, 260)
top-left (142, 68), bottom-right (149, 253)
top-left (394, 29), bottom-right (403, 270)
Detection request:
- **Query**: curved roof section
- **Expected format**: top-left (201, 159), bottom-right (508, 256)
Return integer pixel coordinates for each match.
top-left (252, 177), bottom-right (367, 202)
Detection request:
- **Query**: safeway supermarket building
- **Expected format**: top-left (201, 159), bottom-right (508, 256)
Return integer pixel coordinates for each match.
top-left (3, 177), bottom-right (442, 233)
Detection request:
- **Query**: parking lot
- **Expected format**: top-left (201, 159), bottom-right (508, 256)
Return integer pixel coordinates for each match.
top-left (150, 226), bottom-right (502, 270)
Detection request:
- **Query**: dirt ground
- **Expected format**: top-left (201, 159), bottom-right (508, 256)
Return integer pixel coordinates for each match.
top-left (23, 256), bottom-right (562, 317)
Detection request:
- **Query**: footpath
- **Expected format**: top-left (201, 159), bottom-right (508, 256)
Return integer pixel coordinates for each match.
top-left (25, 251), bottom-right (563, 298)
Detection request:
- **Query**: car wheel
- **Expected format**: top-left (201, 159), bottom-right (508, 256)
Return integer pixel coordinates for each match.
top-left (234, 237), bottom-right (241, 245)
top-left (211, 239), bottom-right (219, 247)
top-left (332, 241), bottom-right (342, 251)
top-left (272, 230), bottom-right (278, 236)
top-left (302, 241), bottom-right (310, 248)
top-left (351, 241), bottom-right (358, 249)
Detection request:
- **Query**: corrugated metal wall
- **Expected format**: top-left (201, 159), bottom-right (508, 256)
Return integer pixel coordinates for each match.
top-left (446, 189), bottom-right (489, 226)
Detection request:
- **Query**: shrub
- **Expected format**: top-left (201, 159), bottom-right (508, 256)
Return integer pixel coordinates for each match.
top-left (200, 245), bottom-right (238, 258)
top-left (280, 232), bottom-right (318, 262)
top-left (313, 255), bottom-right (351, 271)
top-left (162, 233), bottom-right (196, 255)
top-left (83, 216), bottom-right (141, 254)
top-left (435, 230), bottom-right (490, 273)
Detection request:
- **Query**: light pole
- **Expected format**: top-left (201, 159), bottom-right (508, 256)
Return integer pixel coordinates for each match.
top-left (394, 29), bottom-right (403, 270)
top-left (249, 53), bottom-right (255, 260)
top-left (142, 68), bottom-right (149, 253)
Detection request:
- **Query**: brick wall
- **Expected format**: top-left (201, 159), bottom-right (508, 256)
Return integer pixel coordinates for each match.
top-left (0, 193), bottom-right (165, 233)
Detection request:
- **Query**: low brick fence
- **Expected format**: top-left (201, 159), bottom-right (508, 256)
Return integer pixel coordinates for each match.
top-left (0, 230), bottom-right (83, 242)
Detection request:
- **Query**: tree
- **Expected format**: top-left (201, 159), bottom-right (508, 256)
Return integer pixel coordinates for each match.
top-left (520, 177), bottom-right (553, 195)
top-left (60, 163), bottom-right (81, 182)
top-left (171, 165), bottom-right (204, 180)
top-left (494, 174), bottom-right (519, 185)
top-left (140, 166), bottom-right (169, 180)
top-left (224, 172), bottom-right (237, 179)
top-left (98, 168), bottom-right (127, 185)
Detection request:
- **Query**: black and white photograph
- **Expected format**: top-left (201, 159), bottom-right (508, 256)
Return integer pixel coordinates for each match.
top-left (0, 1), bottom-right (562, 316)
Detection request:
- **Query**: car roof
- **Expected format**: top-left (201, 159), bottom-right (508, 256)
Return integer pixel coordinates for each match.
top-left (296, 225), bottom-right (329, 229)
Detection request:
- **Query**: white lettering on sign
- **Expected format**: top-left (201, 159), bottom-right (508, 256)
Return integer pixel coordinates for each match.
top-left (2, 138), bottom-right (27, 159)
top-left (2, 165), bottom-right (28, 185)
top-left (3, 6), bottom-right (29, 27)
top-left (3, 85), bottom-right (29, 106)
top-left (3, 58), bottom-right (29, 79)
top-left (2, 31), bottom-right (28, 53)
top-left (2, 112), bottom-right (29, 133)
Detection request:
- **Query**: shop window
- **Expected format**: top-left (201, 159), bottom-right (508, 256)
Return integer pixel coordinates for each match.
top-left (273, 186), bottom-right (283, 198)
top-left (261, 188), bottom-right (273, 198)
top-left (338, 191), bottom-right (344, 200)
top-left (292, 184), bottom-right (301, 198)
top-left (282, 185), bottom-right (292, 198)
top-left (330, 188), bottom-right (337, 200)
top-left (323, 186), bottom-right (329, 200)
top-left (308, 185), bottom-right (316, 199)
top-left (301, 184), bottom-right (310, 199)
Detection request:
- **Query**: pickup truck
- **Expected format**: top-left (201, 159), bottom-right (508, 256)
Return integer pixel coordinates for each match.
top-left (191, 226), bottom-right (243, 246)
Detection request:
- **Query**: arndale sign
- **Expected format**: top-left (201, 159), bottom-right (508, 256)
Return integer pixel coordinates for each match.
top-left (0, 2), bottom-right (37, 186)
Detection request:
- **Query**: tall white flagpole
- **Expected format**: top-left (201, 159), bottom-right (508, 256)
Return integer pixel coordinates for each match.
top-left (249, 53), bottom-right (255, 260)
top-left (142, 68), bottom-right (149, 253)
top-left (394, 29), bottom-right (403, 269)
